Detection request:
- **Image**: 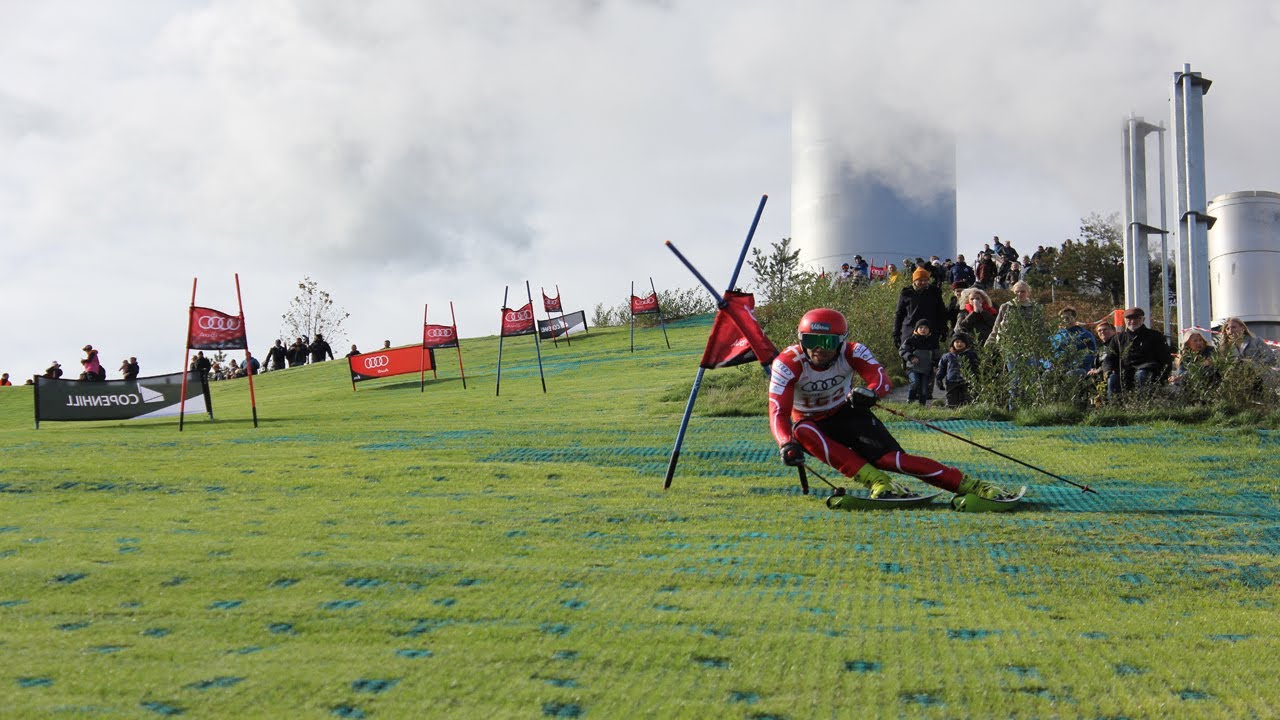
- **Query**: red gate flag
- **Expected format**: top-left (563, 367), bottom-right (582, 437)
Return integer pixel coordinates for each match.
top-left (501, 302), bottom-right (537, 337)
top-left (188, 306), bottom-right (248, 350)
top-left (348, 346), bottom-right (434, 383)
top-left (869, 263), bottom-right (887, 279)
top-left (543, 290), bottom-right (562, 313)
top-left (630, 292), bottom-right (659, 315)
top-left (699, 291), bottom-right (778, 369)
top-left (423, 324), bottom-right (459, 349)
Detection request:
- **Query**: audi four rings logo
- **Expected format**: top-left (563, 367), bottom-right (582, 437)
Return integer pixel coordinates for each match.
top-left (363, 355), bottom-right (391, 369)
top-left (425, 328), bottom-right (453, 338)
top-left (801, 374), bottom-right (847, 392)
top-left (506, 309), bottom-right (533, 321)
top-left (197, 316), bottom-right (242, 331)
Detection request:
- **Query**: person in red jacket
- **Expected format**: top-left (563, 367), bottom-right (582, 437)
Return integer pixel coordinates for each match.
top-left (769, 308), bottom-right (1014, 506)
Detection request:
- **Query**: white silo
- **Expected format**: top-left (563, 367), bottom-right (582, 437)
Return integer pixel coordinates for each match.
top-left (790, 99), bottom-right (956, 273)
top-left (1207, 190), bottom-right (1280, 341)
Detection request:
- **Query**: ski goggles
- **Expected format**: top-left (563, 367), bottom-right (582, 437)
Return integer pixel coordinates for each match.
top-left (800, 333), bottom-right (844, 351)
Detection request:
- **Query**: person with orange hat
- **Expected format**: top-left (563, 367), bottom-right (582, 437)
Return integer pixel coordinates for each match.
top-left (893, 266), bottom-right (947, 402)
top-left (769, 308), bottom-right (1016, 509)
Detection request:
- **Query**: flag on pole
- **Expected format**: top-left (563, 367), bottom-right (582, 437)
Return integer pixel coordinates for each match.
top-left (187, 307), bottom-right (248, 350)
top-left (630, 292), bottom-right (660, 315)
top-left (501, 302), bottom-right (537, 337)
top-left (699, 291), bottom-right (777, 369)
top-left (543, 290), bottom-right (562, 313)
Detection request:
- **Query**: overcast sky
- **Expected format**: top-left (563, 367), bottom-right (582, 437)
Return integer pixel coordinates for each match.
top-left (3, 0), bottom-right (1278, 381)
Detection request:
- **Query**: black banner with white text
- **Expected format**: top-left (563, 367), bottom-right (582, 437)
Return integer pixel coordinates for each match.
top-left (35, 372), bottom-right (211, 424)
top-left (538, 310), bottom-right (587, 339)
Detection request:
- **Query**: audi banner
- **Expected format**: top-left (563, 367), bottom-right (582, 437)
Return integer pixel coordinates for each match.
top-left (348, 346), bottom-right (434, 383)
top-left (630, 293), bottom-right (659, 315)
top-left (501, 302), bottom-right (536, 337)
top-left (423, 324), bottom-right (459, 349)
top-left (35, 371), bottom-right (211, 425)
top-left (538, 310), bottom-right (587, 340)
top-left (543, 291), bottom-right (562, 313)
top-left (188, 306), bottom-right (248, 350)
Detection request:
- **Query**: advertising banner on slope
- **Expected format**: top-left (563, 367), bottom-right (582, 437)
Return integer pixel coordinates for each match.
top-left (187, 306), bottom-right (248, 350)
top-left (543, 291), bottom-right (562, 313)
top-left (422, 324), bottom-right (459, 349)
top-left (538, 310), bottom-right (587, 340)
top-left (348, 346), bottom-right (435, 383)
top-left (630, 292), bottom-right (659, 315)
top-left (35, 372), bottom-right (210, 425)
top-left (500, 303), bottom-right (537, 337)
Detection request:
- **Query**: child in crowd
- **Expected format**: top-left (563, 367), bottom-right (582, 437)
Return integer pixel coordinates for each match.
top-left (899, 319), bottom-right (935, 406)
top-left (937, 332), bottom-right (980, 407)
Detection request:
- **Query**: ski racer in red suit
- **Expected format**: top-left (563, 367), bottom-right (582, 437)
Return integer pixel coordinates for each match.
top-left (769, 308), bottom-right (1013, 504)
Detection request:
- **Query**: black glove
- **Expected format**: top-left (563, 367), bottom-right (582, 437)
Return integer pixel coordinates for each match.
top-left (936, 376), bottom-right (946, 391)
top-left (779, 441), bottom-right (805, 467)
top-left (847, 387), bottom-right (878, 408)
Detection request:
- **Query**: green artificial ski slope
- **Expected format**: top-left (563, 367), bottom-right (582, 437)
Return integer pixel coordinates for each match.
top-left (1, 317), bottom-right (1277, 719)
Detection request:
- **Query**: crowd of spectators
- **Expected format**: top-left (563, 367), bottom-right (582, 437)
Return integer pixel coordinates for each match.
top-left (869, 235), bottom-right (1280, 411)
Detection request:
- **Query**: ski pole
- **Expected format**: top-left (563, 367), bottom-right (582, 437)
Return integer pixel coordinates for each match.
top-left (876, 404), bottom-right (1097, 494)
top-left (797, 464), bottom-right (809, 494)
top-left (801, 463), bottom-right (843, 493)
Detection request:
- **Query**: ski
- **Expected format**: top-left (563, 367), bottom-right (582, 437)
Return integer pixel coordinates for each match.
top-left (826, 490), bottom-right (942, 511)
top-left (950, 486), bottom-right (1028, 513)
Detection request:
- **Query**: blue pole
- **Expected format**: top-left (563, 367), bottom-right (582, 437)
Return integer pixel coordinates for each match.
top-left (662, 195), bottom-right (768, 489)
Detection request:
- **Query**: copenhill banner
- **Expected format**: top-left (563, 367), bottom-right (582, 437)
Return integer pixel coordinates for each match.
top-left (187, 306), bottom-right (248, 350)
top-left (348, 346), bottom-right (434, 384)
top-left (34, 371), bottom-right (211, 427)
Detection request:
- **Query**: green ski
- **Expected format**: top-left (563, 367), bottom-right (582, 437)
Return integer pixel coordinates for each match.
top-left (950, 486), bottom-right (1027, 513)
top-left (826, 490), bottom-right (942, 511)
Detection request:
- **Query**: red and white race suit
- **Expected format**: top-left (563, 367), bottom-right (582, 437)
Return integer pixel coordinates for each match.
top-left (768, 341), bottom-right (962, 490)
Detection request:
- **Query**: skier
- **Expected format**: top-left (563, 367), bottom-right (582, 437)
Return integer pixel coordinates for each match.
top-left (768, 308), bottom-right (1017, 508)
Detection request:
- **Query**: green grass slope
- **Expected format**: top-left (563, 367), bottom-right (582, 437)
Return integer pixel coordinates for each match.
top-left (1, 319), bottom-right (1277, 718)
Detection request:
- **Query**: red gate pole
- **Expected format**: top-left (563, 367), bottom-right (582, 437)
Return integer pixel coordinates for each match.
top-left (179, 277), bottom-right (196, 432)
top-left (451, 301), bottom-right (467, 389)
top-left (234, 273), bottom-right (258, 428)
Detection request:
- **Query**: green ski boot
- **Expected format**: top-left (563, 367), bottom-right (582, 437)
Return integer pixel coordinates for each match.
top-left (856, 464), bottom-right (913, 499)
top-left (952, 474), bottom-right (1025, 512)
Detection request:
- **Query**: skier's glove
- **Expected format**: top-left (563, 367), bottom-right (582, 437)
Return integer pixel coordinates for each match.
top-left (847, 387), bottom-right (878, 408)
top-left (779, 441), bottom-right (806, 467)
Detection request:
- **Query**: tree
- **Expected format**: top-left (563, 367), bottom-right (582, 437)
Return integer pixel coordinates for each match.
top-left (1053, 212), bottom-right (1126, 304)
top-left (748, 237), bottom-right (802, 304)
top-left (281, 276), bottom-right (349, 343)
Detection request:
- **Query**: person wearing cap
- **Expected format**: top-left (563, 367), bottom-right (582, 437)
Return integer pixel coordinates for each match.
top-left (1101, 307), bottom-right (1172, 397)
top-left (852, 255), bottom-right (870, 283)
top-left (893, 267), bottom-right (948, 400)
top-left (45, 361), bottom-right (64, 379)
top-left (835, 262), bottom-right (855, 283)
top-left (899, 319), bottom-right (936, 406)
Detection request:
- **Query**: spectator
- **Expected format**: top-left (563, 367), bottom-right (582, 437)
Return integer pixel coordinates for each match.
top-left (947, 254), bottom-right (975, 289)
top-left (1008, 261), bottom-right (1023, 285)
top-left (1221, 317), bottom-right (1277, 366)
top-left (835, 262), bottom-right (855, 284)
top-left (1050, 307), bottom-right (1098, 375)
top-left (80, 345), bottom-right (105, 381)
top-left (974, 251), bottom-right (997, 290)
top-left (1170, 328), bottom-right (1218, 394)
top-left (120, 357), bottom-right (140, 380)
top-left (937, 332), bottom-right (979, 407)
top-left (192, 351), bottom-right (212, 380)
top-left (1101, 307), bottom-right (1172, 397)
top-left (346, 344), bottom-right (361, 358)
top-left (899, 319), bottom-right (936, 406)
top-left (987, 281), bottom-right (1050, 408)
top-left (266, 339), bottom-right (288, 371)
top-left (246, 352), bottom-right (260, 375)
top-left (995, 256), bottom-right (1012, 289)
top-left (45, 361), bottom-right (64, 379)
top-left (288, 338), bottom-right (308, 367)
top-left (945, 283), bottom-right (965, 337)
top-left (310, 333), bottom-right (335, 363)
top-left (0, 372), bottom-right (11, 386)
top-left (852, 255), bottom-right (870, 283)
top-left (885, 263), bottom-right (900, 285)
top-left (382, 340), bottom-right (392, 349)
top-left (955, 288), bottom-right (998, 345)
top-left (893, 267), bottom-right (948, 403)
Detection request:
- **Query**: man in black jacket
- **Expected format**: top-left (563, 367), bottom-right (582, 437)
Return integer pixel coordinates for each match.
top-left (310, 333), bottom-right (335, 363)
top-left (1103, 307), bottom-right (1172, 396)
